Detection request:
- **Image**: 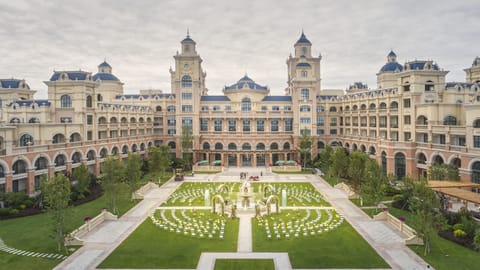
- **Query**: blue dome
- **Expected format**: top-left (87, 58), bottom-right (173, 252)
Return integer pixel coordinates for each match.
top-left (93, 73), bottom-right (120, 81)
top-left (295, 32), bottom-right (311, 45)
top-left (224, 75), bottom-right (268, 91)
top-left (98, 61), bottom-right (111, 68)
top-left (380, 62), bottom-right (403, 72)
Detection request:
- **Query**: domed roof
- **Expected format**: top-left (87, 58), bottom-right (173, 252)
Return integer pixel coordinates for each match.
top-left (295, 32), bottom-right (311, 45)
top-left (388, 50), bottom-right (397, 58)
top-left (98, 61), bottom-right (111, 68)
top-left (224, 75), bottom-right (268, 91)
top-left (380, 62), bottom-right (403, 72)
top-left (93, 73), bottom-right (120, 81)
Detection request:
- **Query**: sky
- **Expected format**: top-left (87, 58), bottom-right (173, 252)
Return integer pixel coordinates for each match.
top-left (0, 0), bottom-right (479, 98)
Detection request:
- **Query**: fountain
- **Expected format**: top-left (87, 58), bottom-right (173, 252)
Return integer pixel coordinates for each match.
top-left (282, 189), bottom-right (287, 207)
top-left (204, 189), bottom-right (210, 207)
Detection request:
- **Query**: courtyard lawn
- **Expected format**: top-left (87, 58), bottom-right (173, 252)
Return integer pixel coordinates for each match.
top-left (386, 205), bottom-right (480, 270)
top-left (273, 169), bottom-right (313, 174)
top-left (0, 183), bottom-right (139, 270)
top-left (252, 215), bottom-right (388, 268)
top-left (98, 215), bottom-right (239, 269)
top-left (214, 259), bottom-right (274, 270)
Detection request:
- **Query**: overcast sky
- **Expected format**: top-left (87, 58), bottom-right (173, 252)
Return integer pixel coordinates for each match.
top-left (1, 0), bottom-right (479, 98)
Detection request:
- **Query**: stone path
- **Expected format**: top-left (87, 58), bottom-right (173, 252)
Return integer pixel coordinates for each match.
top-left (237, 213), bottom-right (254, 252)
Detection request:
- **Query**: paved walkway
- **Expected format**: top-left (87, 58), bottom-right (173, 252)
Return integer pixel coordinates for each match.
top-left (54, 169), bottom-right (430, 270)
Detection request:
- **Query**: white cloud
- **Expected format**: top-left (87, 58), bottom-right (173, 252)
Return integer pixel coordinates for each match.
top-left (0, 0), bottom-right (479, 98)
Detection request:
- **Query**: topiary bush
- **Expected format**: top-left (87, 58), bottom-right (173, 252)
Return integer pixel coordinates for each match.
top-left (454, 229), bottom-right (467, 238)
top-left (453, 223), bottom-right (465, 231)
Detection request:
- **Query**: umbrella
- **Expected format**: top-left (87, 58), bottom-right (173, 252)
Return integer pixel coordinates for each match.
top-left (212, 160), bottom-right (222, 165)
top-left (286, 160), bottom-right (296, 165)
top-left (198, 160), bottom-right (209, 165)
top-left (275, 160), bottom-right (285, 165)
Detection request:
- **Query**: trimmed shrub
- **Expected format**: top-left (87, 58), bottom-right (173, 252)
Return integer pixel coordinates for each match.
top-left (441, 223), bottom-right (453, 232)
top-left (453, 223), bottom-right (465, 231)
top-left (8, 208), bottom-right (19, 215)
top-left (454, 229), bottom-right (467, 238)
top-left (392, 194), bottom-right (404, 202)
top-left (0, 208), bottom-right (11, 217)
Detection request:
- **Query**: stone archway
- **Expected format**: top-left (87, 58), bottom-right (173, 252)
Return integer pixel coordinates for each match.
top-left (211, 195), bottom-right (225, 216)
top-left (216, 184), bottom-right (230, 193)
top-left (263, 184), bottom-right (275, 197)
top-left (266, 195), bottom-right (280, 215)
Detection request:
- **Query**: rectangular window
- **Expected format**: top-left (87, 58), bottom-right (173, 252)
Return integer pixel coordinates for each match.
top-left (284, 105), bottom-right (291, 111)
top-left (379, 116), bottom-right (387, 127)
top-left (228, 119), bottom-right (236, 131)
top-left (316, 105), bottom-right (324, 112)
top-left (403, 99), bottom-right (411, 108)
top-left (214, 119), bottom-right (222, 132)
top-left (182, 117), bottom-right (192, 127)
top-left (87, 115), bottom-right (93, 125)
top-left (200, 118), bottom-right (208, 131)
top-left (474, 136), bottom-right (480, 148)
top-left (284, 119), bottom-right (293, 131)
top-left (330, 117), bottom-right (337, 126)
top-left (403, 85), bottom-right (410, 92)
top-left (225, 105), bottom-right (231, 112)
top-left (404, 115), bottom-right (411, 125)
top-left (182, 92), bottom-right (192, 99)
top-left (330, 129), bottom-right (337, 135)
top-left (440, 134), bottom-right (446, 144)
top-left (459, 136), bottom-right (466, 146)
top-left (301, 88), bottom-right (309, 100)
top-left (60, 117), bottom-right (72, 123)
top-left (168, 129), bottom-right (176, 135)
top-left (213, 106), bottom-right (220, 111)
top-left (271, 119), bottom-right (279, 132)
top-left (87, 131), bottom-right (92, 140)
top-left (261, 106), bottom-right (267, 111)
top-left (369, 116), bottom-right (376, 127)
top-left (243, 119), bottom-right (250, 132)
top-left (317, 129), bottom-right (324, 135)
top-left (167, 117), bottom-right (176, 126)
top-left (182, 105), bottom-right (193, 112)
top-left (300, 129), bottom-right (311, 136)
top-left (317, 117), bottom-right (324, 126)
top-left (272, 106), bottom-right (280, 111)
top-left (300, 117), bottom-right (311, 124)
top-left (257, 119), bottom-right (264, 132)
top-left (404, 132), bottom-right (411, 141)
top-left (201, 106), bottom-right (209, 111)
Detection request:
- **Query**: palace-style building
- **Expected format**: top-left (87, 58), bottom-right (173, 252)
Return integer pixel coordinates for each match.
top-left (1, 32), bottom-right (480, 194)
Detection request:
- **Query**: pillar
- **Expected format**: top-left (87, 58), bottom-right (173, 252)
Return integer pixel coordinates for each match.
top-left (237, 153), bottom-right (240, 167)
top-left (253, 154), bottom-right (257, 167)
top-left (26, 169), bottom-right (35, 194)
top-left (4, 172), bottom-right (13, 192)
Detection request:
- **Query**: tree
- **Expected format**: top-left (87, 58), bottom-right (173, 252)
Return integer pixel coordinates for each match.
top-left (429, 164), bottom-right (460, 181)
top-left (41, 174), bottom-right (71, 253)
top-left (298, 129), bottom-right (313, 169)
top-left (124, 153), bottom-right (143, 197)
top-left (101, 157), bottom-right (124, 215)
top-left (361, 158), bottom-right (387, 210)
top-left (409, 180), bottom-right (442, 255)
top-left (181, 125), bottom-right (194, 170)
top-left (148, 145), bottom-right (172, 178)
top-left (316, 144), bottom-right (333, 172)
top-left (72, 163), bottom-right (90, 196)
top-left (348, 151), bottom-right (369, 193)
top-left (329, 147), bottom-right (349, 179)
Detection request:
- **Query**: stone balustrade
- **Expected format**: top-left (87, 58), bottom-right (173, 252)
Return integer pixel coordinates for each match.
top-left (373, 211), bottom-right (423, 245)
top-left (132, 181), bottom-right (159, 200)
top-left (65, 209), bottom-right (117, 246)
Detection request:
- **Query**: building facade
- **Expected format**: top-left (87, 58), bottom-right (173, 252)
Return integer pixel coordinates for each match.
top-left (1, 32), bottom-right (480, 194)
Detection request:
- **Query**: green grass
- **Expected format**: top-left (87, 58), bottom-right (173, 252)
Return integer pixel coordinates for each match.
top-left (214, 259), bottom-right (274, 270)
top-left (0, 183), bottom-right (139, 270)
top-left (252, 212), bottom-right (388, 268)
top-left (99, 212), bottom-right (239, 269)
top-left (386, 205), bottom-right (480, 270)
top-left (321, 175), bottom-right (338, 186)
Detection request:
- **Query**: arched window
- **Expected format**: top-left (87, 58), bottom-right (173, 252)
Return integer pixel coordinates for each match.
top-left (168, 141), bottom-right (176, 149)
top-left (203, 142), bottom-right (210, 150)
top-left (390, 101), bottom-right (398, 109)
top-left (181, 75), bottom-right (192, 88)
top-left (10, 117), bottom-right (21, 124)
top-left (72, 152), bottom-right (82, 163)
top-left (13, 160), bottom-right (28, 174)
top-left (283, 142), bottom-right (290, 150)
top-left (256, 143), bottom-right (265, 150)
top-left (242, 143), bottom-right (251, 150)
top-left (52, 134), bottom-right (65, 144)
top-left (35, 157), bottom-right (49, 170)
top-left (122, 145), bottom-right (129, 153)
top-left (241, 97), bottom-right (251, 112)
top-left (100, 148), bottom-right (108, 158)
top-left (19, 134), bottom-right (33, 146)
top-left (86, 150), bottom-right (96, 161)
top-left (0, 165), bottom-right (4, 178)
top-left (228, 143), bottom-right (237, 150)
top-left (329, 106), bottom-right (337, 112)
top-left (121, 117), bottom-right (127, 123)
top-left (29, 118), bottom-right (40, 123)
top-left (379, 103), bottom-right (387, 109)
top-left (443, 116), bottom-right (457, 126)
top-left (110, 117), bottom-right (118, 123)
top-left (55, 155), bottom-right (66, 166)
top-left (86, 95), bottom-right (93, 108)
top-left (352, 105), bottom-right (358, 111)
top-left (471, 162), bottom-right (480, 183)
top-left (317, 141), bottom-right (325, 149)
top-left (369, 103), bottom-right (376, 110)
top-left (369, 146), bottom-right (376, 155)
top-left (156, 106), bottom-right (162, 112)
top-left (270, 143), bottom-right (278, 150)
top-left (417, 153), bottom-right (427, 164)
top-left (215, 143), bottom-right (223, 150)
top-left (360, 104), bottom-right (367, 110)
top-left (140, 143), bottom-right (146, 151)
top-left (417, 115), bottom-right (428, 125)
top-left (433, 155), bottom-right (444, 165)
top-left (425, 80), bottom-right (434, 91)
top-left (394, 153), bottom-right (406, 179)
top-left (98, 117), bottom-right (107, 124)
top-left (111, 147), bottom-right (119, 155)
top-left (60, 95), bottom-right (72, 108)
top-left (132, 144), bottom-right (138, 152)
